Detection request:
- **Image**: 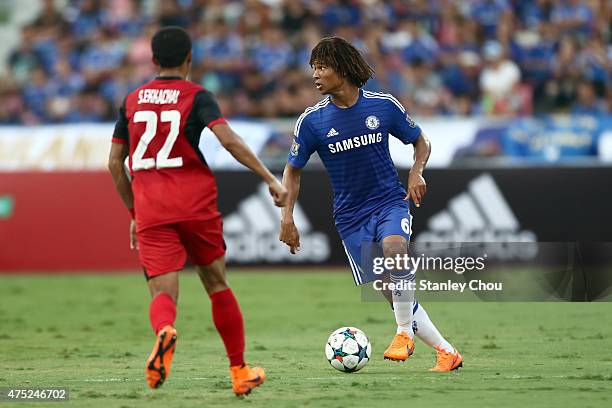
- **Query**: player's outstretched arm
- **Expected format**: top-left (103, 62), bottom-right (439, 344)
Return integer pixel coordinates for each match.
top-left (406, 132), bottom-right (431, 207)
top-left (108, 142), bottom-right (137, 249)
top-left (279, 163), bottom-right (302, 254)
top-left (211, 123), bottom-right (287, 207)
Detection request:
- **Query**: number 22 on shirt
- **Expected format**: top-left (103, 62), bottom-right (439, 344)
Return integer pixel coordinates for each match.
top-left (132, 110), bottom-right (183, 171)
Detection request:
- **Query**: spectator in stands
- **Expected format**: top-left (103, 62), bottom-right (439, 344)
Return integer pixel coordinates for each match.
top-left (8, 26), bottom-right (42, 84)
top-left (0, 79), bottom-right (26, 124)
top-left (108, 0), bottom-right (149, 37)
top-left (578, 36), bottom-right (610, 97)
top-left (1, 0), bottom-right (610, 124)
top-left (194, 19), bottom-right (245, 93)
top-left (68, 0), bottom-right (107, 40)
top-left (402, 57), bottom-right (449, 116)
top-left (571, 80), bottom-right (609, 115)
top-left (100, 64), bottom-right (139, 109)
top-left (319, 0), bottom-right (362, 32)
top-left (272, 66), bottom-right (318, 117)
top-left (515, 22), bottom-right (557, 111)
top-left (293, 22), bottom-right (324, 72)
top-left (436, 4), bottom-right (462, 50)
top-left (399, 19), bottom-right (439, 65)
top-left (364, 60), bottom-right (407, 97)
top-left (79, 28), bottom-right (126, 83)
top-left (249, 27), bottom-right (293, 77)
top-left (545, 36), bottom-right (583, 110)
top-left (479, 40), bottom-right (522, 115)
top-left (45, 30), bottom-right (81, 77)
top-left (238, 0), bottom-right (273, 35)
top-left (281, 0), bottom-right (314, 38)
top-left (469, 0), bottom-right (512, 40)
top-left (442, 51), bottom-right (482, 111)
top-left (156, 0), bottom-right (189, 28)
top-left (22, 68), bottom-right (54, 122)
top-left (519, 0), bottom-right (553, 29)
top-left (51, 58), bottom-right (85, 98)
top-left (405, 0), bottom-right (438, 32)
top-left (551, 0), bottom-right (594, 38)
top-left (234, 67), bottom-right (269, 117)
top-left (64, 89), bottom-right (109, 123)
top-left (126, 22), bottom-right (157, 84)
top-left (31, 0), bottom-right (67, 34)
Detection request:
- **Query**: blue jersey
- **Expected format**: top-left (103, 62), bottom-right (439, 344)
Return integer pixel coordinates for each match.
top-left (288, 89), bottom-right (422, 238)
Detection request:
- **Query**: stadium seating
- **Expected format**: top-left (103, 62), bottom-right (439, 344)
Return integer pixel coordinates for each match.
top-left (0, 0), bottom-right (609, 125)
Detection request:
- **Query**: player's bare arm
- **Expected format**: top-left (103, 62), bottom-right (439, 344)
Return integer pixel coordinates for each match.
top-left (406, 132), bottom-right (431, 208)
top-left (211, 123), bottom-right (287, 207)
top-left (279, 163), bottom-right (302, 254)
top-left (108, 141), bottom-right (138, 249)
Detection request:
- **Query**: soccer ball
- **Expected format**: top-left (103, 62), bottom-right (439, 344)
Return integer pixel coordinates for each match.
top-left (325, 327), bottom-right (372, 372)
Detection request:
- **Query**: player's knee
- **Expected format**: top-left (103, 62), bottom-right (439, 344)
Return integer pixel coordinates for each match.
top-left (202, 276), bottom-right (229, 295)
top-left (197, 265), bottom-right (229, 294)
top-left (147, 272), bottom-right (179, 301)
top-left (382, 236), bottom-right (407, 259)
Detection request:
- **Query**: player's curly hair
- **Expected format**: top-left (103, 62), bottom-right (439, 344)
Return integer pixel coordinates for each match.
top-left (309, 37), bottom-right (374, 88)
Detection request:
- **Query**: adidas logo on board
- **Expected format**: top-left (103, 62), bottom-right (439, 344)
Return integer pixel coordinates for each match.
top-left (416, 174), bottom-right (536, 243)
top-left (223, 184), bottom-right (330, 263)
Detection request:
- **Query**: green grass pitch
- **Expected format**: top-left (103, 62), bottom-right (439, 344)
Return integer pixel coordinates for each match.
top-left (1, 271), bottom-right (611, 407)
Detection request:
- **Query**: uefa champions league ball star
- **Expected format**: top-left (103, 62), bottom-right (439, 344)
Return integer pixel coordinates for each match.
top-left (325, 327), bottom-right (372, 372)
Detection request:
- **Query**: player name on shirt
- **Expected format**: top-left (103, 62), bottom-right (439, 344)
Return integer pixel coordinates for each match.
top-left (328, 132), bottom-right (383, 154)
top-left (138, 89), bottom-right (181, 104)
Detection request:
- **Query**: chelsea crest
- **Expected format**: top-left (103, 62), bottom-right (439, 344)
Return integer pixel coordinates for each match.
top-left (365, 115), bottom-right (380, 130)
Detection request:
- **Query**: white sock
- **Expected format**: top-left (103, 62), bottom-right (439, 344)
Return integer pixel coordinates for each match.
top-left (391, 276), bottom-right (415, 338)
top-left (413, 302), bottom-right (454, 353)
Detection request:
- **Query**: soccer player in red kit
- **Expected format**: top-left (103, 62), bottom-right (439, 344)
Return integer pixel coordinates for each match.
top-left (108, 26), bottom-right (287, 396)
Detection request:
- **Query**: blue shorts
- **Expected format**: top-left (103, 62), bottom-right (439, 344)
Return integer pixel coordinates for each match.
top-left (341, 203), bottom-right (413, 285)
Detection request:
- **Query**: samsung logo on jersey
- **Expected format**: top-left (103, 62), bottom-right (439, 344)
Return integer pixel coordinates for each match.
top-left (138, 89), bottom-right (180, 104)
top-left (328, 132), bottom-right (382, 154)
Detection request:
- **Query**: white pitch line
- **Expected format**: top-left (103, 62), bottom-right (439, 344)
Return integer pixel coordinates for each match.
top-left (70, 377), bottom-right (212, 382)
top-left (300, 377), bottom-right (402, 380)
top-left (70, 376), bottom-right (383, 383)
top-left (65, 375), bottom-right (581, 385)
top-left (70, 379), bottom-right (138, 382)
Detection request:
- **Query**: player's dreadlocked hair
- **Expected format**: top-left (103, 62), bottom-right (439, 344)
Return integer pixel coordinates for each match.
top-left (309, 37), bottom-right (374, 88)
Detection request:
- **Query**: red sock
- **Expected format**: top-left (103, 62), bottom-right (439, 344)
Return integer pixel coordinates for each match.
top-left (210, 288), bottom-right (245, 367)
top-left (149, 293), bottom-right (176, 335)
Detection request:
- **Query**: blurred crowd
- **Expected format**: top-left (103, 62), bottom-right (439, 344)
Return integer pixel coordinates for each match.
top-left (0, 0), bottom-right (610, 125)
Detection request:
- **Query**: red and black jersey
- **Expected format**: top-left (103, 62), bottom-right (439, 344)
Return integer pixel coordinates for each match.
top-left (112, 77), bottom-right (226, 231)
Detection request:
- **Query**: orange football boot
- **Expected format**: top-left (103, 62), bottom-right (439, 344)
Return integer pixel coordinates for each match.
top-left (230, 364), bottom-right (266, 396)
top-left (383, 332), bottom-right (415, 362)
top-left (429, 346), bottom-right (463, 372)
top-left (145, 326), bottom-right (177, 388)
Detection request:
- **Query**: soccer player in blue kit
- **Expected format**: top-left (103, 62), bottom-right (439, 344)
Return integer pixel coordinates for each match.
top-left (279, 37), bottom-right (462, 371)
